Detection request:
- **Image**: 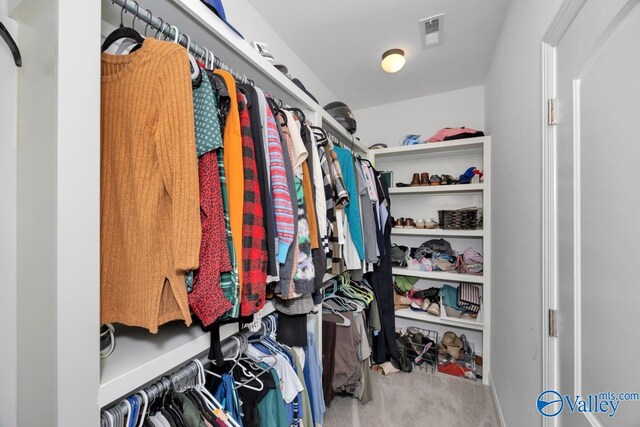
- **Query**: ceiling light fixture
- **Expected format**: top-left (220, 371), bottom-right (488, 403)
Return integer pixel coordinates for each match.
top-left (381, 48), bottom-right (405, 73)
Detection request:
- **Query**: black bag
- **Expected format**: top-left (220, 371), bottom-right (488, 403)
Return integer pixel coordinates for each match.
top-left (390, 244), bottom-right (409, 268)
top-left (412, 287), bottom-right (440, 303)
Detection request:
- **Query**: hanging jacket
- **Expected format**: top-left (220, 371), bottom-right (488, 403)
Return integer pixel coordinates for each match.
top-left (237, 92), bottom-right (268, 316)
top-left (239, 83), bottom-right (278, 279)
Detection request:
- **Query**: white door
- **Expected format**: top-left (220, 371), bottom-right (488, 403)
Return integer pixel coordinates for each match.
top-left (546, 0), bottom-right (640, 425)
top-left (0, 0), bottom-right (18, 426)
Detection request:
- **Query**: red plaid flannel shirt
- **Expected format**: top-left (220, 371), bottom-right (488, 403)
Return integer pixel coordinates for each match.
top-left (237, 92), bottom-right (268, 316)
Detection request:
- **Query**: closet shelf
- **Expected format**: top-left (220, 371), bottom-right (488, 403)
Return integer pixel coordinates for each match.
top-left (388, 184), bottom-right (483, 195)
top-left (391, 228), bottom-right (483, 237)
top-left (395, 308), bottom-right (484, 331)
top-left (98, 300), bottom-right (275, 408)
top-left (392, 268), bottom-right (485, 284)
top-left (167, 0), bottom-right (367, 152)
top-left (370, 138), bottom-right (485, 159)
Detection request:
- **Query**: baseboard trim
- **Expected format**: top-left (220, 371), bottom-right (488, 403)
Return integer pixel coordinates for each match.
top-left (489, 373), bottom-right (507, 427)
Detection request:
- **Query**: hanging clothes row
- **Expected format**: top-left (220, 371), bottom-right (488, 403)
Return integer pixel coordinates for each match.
top-left (101, 359), bottom-right (242, 427)
top-left (100, 0), bottom-right (394, 343)
top-left (321, 272), bottom-right (376, 406)
top-left (101, 314), bottom-right (325, 427)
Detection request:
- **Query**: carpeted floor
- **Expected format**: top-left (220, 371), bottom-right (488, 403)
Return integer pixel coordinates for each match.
top-left (323, 368), bottom-right (501, 427)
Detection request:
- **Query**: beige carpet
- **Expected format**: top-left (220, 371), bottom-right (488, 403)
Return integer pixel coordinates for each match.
top-left (323, 368), bottom-right (501, 427)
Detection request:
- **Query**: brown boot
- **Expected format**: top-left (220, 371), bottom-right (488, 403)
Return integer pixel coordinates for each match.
top-left (410, 173), bottom-right (421, 186)
top-left (420, 172), bottom-right (430, 186)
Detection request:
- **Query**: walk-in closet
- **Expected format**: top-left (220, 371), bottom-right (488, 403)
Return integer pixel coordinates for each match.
top-left (3, 0), bottom-right (640, 426)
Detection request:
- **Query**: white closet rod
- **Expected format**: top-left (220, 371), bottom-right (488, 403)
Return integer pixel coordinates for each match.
top-left (111, 0), bottom-right (253, 85)
top-left (101, 326), bottom-right (248, 419)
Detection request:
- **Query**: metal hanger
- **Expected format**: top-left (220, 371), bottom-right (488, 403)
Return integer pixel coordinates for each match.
top-left (0, 21), bottom-right (21, 67)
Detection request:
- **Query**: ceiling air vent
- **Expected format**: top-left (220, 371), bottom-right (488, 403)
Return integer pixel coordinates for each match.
top-left (420, 14), bottom-right (444, 49)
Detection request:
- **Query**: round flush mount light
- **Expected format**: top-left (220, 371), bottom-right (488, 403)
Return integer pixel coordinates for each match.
top-left (381, 48), bottom-right (405, 73)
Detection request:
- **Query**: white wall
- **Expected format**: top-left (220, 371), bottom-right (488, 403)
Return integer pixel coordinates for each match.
top-left (0, 1), bottom-right (18, 426)
top-left (484, 0), bottom-right (561, 425)
top-left (223, 0), bottom-right (337, 107)
top-left (353, 85), bottom-right (485, 148)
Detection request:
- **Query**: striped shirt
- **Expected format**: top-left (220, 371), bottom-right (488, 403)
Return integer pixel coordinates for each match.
top-left (265, 104), bottom-right (295, 263)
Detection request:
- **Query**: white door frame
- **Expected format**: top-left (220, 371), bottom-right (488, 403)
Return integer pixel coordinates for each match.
top-left (542, 1), bottom-right (640, 426)
top-left (540, 1), bottom-right (586, 427)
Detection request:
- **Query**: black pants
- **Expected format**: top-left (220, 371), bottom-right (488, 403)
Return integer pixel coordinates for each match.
top-left (367, 172), bottom-right (399, 364)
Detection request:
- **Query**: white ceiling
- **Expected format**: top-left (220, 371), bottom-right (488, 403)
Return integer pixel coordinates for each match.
top-left (249, 0), bottom-right (510, 109)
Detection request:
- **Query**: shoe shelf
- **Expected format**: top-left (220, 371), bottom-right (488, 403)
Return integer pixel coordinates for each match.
top-left (388, 184), bottom-right (483, 195)
top-left (395, 307), bottom-right (484, 331)
top-left (369, 137), bottom-right (485, 159)
top-left (99, 300), bottom-right (276, 408)
top-left (392, 267), bottom-right (485, 284)
top-left (373, 136), bottom-right (491, 385)
top-left (391, 228), bottom-right (483, 238)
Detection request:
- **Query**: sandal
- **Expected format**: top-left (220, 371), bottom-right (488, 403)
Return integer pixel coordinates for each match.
top-left (404, 218), bottom-right (416, 228)
top-left (394, 217), bottom-right (406, 228)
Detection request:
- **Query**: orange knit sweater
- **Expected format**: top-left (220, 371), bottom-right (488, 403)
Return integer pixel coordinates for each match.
top-left (100, 39), bottom-right (201, 333)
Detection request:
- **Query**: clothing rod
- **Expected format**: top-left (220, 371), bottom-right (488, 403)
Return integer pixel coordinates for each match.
top-left (101, 327), bottom-right (248, 417)
top-left (111, 0), bottom-right (250, 84)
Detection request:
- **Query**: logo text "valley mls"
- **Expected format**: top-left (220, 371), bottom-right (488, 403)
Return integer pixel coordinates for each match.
top-left (536, 390), bottom-right (640, 418)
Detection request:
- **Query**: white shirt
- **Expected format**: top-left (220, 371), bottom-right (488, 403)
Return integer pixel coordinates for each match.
top-left (246, 344), bottom-right (304, 403)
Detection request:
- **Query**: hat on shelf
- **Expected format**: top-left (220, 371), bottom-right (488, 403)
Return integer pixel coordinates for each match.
top-left (200, 0), bottom-right (244, 39)
top-left (292, 77), bottom-right (319, 104)
top-left (251, 41), bottom-right (290, 75)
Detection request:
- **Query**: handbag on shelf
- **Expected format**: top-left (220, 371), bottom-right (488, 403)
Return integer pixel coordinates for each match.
top-left (456, 283), bottom-right (481, 313)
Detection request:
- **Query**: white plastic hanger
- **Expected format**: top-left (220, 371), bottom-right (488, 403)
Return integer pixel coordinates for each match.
top-left (322, 302), bottom-right (351, 326)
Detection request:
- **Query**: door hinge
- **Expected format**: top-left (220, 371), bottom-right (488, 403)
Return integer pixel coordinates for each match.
top-left (548, 98), bottom-right (558, 125)
top-left (549, 309), bottom-right (558, 337)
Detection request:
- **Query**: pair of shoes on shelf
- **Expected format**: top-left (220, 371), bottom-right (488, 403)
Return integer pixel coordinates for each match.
top-left (410, 172), bottom-right (431, 186)
top-left (415, 218), bottom-right (438, 229)
top-left (459, 167), bottom-right (484, 184)
top-left (407, 289), bottom-right (440, 315)
top-left (394, 217), bottom-right (416, 228)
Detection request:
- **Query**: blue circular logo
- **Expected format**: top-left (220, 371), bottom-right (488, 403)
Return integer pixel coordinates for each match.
top-left (537, 390), bottom-right (564, 417)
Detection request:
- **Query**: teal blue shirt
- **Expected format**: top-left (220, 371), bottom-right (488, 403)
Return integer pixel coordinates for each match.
top-left (334, 146), bottom-right (365, 261)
